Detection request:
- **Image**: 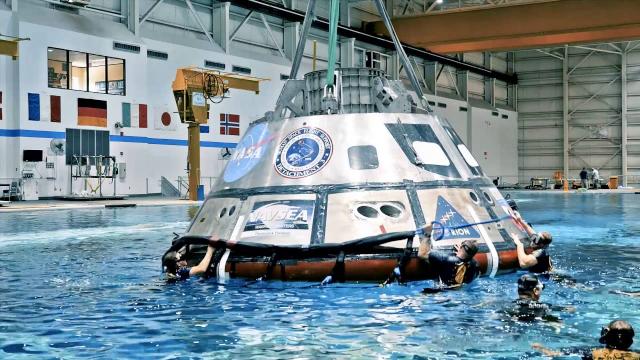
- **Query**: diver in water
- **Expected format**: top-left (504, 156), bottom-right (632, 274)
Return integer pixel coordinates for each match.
top-left (511, 211), bottom-right (553, 274)
top-left (505, 274), bottom-right (575, 325)
top-left (163, 245), bottom-right (215, 281)
top-left (532, 320), bottom-right (640, 359)
top-left (417, 224), bottom-right (480, 291)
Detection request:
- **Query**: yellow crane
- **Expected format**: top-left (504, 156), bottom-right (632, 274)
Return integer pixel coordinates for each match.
top-left (172, 67), bottom-right (267, 201)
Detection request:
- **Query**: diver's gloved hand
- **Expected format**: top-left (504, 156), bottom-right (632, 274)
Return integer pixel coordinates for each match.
top-left (321, 275), bottom-right (333, 286)
top-left (416, 224), bottom-right (433, 237)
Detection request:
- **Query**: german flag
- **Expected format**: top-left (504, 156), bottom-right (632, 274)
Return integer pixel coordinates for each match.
top-left (78, 98), bottom-right (107, 127)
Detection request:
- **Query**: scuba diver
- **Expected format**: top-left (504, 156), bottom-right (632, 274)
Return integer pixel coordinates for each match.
top-left (163, 245), bottom-right (215, 281)
top-left (511, 211), bottom-right (553, 274)
top-left (532, 320), bottom-right (640, 359)
top-left (415, 224), bottom-right (480, 292)
top-left (505, 274), bottom-right (573, 323)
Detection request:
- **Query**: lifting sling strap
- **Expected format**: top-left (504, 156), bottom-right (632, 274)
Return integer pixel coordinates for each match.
top-left (383, 236), bottom-right (414, 285)
top-left (321, 251), bottom-right (346, 285)
top-left (259, 252), bottom-right (279, 281)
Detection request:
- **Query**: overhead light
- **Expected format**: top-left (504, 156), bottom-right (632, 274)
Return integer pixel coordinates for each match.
top-left (436, 0), bottom-right (443, 3)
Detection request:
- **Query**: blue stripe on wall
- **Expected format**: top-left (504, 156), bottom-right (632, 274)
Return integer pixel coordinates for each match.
top-left (0, 129), bottom-right (236, 148)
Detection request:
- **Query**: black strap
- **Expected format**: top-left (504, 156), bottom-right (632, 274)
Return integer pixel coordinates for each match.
top-left (204, 248), bottom-right (227, 279)
top-left (383, 236), bottom-right (414, 285)
top-left (332, 251), bottom-right (346, 283)
top-left (260, 252), bottom-right (278, 280)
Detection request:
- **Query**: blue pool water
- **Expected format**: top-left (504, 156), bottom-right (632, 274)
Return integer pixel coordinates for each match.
top-left (1, 193), bottom-right (639, 359)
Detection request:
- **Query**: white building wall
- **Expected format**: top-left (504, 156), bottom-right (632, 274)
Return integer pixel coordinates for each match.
top-left (0, 1), bottom-right (519, 199)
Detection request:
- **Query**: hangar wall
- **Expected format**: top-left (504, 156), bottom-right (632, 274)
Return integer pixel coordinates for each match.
top-left (516, 45), bottom-right (640, 186)
top-left (0, 1), bottom-right (518, 198)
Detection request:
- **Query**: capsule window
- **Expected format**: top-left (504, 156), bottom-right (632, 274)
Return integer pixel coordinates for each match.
top-left (457, 144), bottom-right (479, 167)
top-left (469, 191), bottom-right (479, 204)
top-left (356, 205), bottom-right (379, 219)
top-left (380, 204), bottom-right (402, 218)
top-left (412, 141), bottom-right (450, 166)
top-left (228, 205), bottom-right (236, 216)
top-left (483, 191), bottom-right (494, 204)
top-left (219, 208), bottom-right (227, 218)
top-left (348, 145), bottom-right (379, 170)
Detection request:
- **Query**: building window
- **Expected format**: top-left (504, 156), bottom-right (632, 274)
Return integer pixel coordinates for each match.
top-left (107, 58), bottom-right (125, 95)
top-left (47, 47), bottom-right (125, 95)
top-left (88, 54), bottom-right (105, 93)
top-left (70, 51), bottom-right (87, 91)
top-left (47, 48), bottom-right (68, 89)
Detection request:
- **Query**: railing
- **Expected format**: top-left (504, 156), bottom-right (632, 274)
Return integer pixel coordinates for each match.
top-left (0, 178), bottom-right (22, 200)
top-left (175, 176), bottom-right (218, 199)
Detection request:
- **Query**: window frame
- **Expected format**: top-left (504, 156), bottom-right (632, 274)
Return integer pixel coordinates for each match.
top-left (47, 47), bottom-right (126, 96)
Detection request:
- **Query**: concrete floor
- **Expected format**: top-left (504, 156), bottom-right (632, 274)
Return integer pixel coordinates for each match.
top-left (0, 197), bottom-right (200, 212)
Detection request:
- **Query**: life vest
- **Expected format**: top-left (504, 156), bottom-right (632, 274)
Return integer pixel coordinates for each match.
top-left (453, 262), bottom-right (468, 285)
top-left (591, 348), bottom-right (640, 360)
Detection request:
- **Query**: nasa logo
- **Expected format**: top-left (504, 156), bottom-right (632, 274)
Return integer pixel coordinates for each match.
top-left (223, 123), bottom-right (273, 182)
top-left (274, 127), bottom-right (333, 179)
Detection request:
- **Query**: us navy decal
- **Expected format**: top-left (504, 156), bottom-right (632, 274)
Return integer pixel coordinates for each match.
top-left (275, 127), bottom-right (333, 178)
top-left (434, 195), bottom-right (480, 240)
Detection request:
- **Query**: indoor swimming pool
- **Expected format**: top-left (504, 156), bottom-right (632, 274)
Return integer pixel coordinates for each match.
top-left (1, 192), bottom-right (639, 359)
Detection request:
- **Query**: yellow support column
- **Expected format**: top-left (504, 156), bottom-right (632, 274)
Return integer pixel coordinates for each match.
top-left (187, 123), bottom-right (201, 201)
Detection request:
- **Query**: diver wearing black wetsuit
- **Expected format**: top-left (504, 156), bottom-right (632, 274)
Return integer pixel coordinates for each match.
top-left (506, 274), bottom-right (572, 323)
top-left (533, 320), bottom-right (640, 360)
top-left (511, 211), bottom-right (553, 274)
top-left (417, 225), bottom-right (480, 289)
top-left (163, 245), bottom-right (215, 281)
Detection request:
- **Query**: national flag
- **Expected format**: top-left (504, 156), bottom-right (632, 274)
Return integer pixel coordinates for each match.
top-left (50, 95), bottom-right (61, 123)
top-left (219, 113), bottom-right (240, 136)
top-left (121, 102), bottom-right (148, 128)
top-left (200, 125), bottom-right (210, 133)
top-left (153, 106), bottom-right (177, 131)
top-left (28, 93), bottom-right (40, 121)
top-left (78, 98), bottom-right (107, 127)
top-left (26, 93), bottom-right (61, 122)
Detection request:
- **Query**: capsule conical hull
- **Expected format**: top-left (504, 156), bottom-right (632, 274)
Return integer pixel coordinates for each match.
top-left (179, 112), bottom-right (526, 281)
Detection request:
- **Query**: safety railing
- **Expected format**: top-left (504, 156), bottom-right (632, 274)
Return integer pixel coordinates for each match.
top-left (175, 176), bottom-right (218, 199)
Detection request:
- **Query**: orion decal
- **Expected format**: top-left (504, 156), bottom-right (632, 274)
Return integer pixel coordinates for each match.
top-left (275, 127), bottom-right (333, 178)
top-left (223, 123), bottom-right (273, 182)
top-left (241, 200), bottom-right (315, 238)
top-left (433, 196), bottom-right (480, 240)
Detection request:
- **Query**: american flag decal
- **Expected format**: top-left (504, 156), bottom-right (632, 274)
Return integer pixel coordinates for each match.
top-left (220, 113), bottom-right (240, 136)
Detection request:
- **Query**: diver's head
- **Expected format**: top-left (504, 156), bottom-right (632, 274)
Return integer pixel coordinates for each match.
top-left (163, 251), bottom-right (187, 276)
top-left (518, 274), bottom-right (543, 301)
top-left (600, 320), bottom-right (635, 350)
top-left (455, 240), bottom-right (478, 262)
top-left (531, 232), bottom-right (552, 249)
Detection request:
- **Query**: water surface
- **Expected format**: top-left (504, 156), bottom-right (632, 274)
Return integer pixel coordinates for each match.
top-left (1, 193), bottom-right (639, 359)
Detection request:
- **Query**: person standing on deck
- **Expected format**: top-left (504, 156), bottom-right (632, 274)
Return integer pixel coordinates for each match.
top-left (580, 167), bottom-right (589, 189)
